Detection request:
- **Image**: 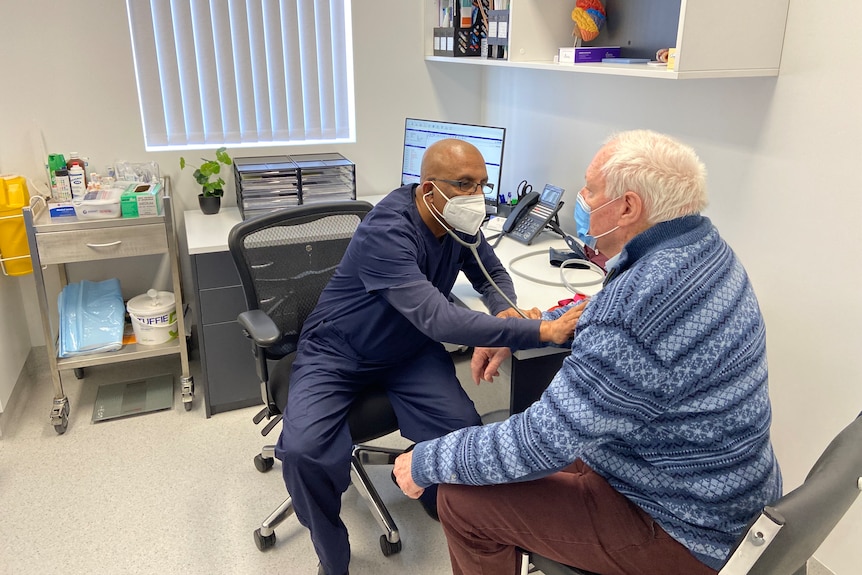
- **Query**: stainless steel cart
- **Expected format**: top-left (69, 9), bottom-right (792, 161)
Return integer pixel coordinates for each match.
top-left (22, 185), bottom-right (193, 434)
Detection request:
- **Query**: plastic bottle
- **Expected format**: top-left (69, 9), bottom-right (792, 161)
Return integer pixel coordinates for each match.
top-left (66, 153), bottom-right (88, 188)
top-left (47, 153), bottom-right (66, 198)
top-left (68, 165), bottom-right (87, 198)
top-left (54, 168), bottom-right (73, 201)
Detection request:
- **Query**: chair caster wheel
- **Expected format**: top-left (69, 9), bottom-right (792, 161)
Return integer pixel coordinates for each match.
top-left (379, 534), bottom-right (402, 556)
top-left (254, 528), bottom-right (276, 551)
top-left (254, 454), bottom-right (274, 472)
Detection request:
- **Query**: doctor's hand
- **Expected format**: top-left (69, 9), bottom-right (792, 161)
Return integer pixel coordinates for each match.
top-left (539, 304), bottom-right (585, 344)
top-left (393, 451), bottom-right (424, 499)
top-left (497, 306), bottom-right (542, 320)
top-left (471, 346), bottom-right (512, 384)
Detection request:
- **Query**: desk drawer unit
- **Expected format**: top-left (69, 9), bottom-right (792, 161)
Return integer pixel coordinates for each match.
top-left (36, 224), bottom-right (167, 264)
top-left (191, 249), bottom-right (260, 416)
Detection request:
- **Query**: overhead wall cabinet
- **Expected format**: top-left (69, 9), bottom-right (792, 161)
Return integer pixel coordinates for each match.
top-left (424, 0), bottom-right (791, 79)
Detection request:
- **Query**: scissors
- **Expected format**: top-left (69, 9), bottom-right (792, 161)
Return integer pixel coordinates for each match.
top-left (516, 179), bottom-right (533, 203)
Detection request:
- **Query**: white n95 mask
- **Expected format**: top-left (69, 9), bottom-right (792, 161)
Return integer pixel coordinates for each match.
top-left (428, 183), bottom-right (486, 236)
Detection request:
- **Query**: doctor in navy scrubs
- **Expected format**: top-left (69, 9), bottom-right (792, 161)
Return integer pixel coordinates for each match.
top-left (277, 138), bottom-right (583, 575)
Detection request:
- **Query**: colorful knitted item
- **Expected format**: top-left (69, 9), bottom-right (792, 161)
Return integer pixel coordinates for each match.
top-left (571, 0), bottom-right (606, 41)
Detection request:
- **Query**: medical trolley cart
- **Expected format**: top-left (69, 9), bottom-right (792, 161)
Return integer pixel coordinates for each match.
top-left (22, 183), bottom-right (193, 434)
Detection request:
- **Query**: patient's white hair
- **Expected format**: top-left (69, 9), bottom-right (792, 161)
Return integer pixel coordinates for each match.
top-left (600, 130), bottom-right (708, 224)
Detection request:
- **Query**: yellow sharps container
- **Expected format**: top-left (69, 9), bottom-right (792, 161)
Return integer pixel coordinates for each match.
top-left (0, 175), bottom-right (33, 276)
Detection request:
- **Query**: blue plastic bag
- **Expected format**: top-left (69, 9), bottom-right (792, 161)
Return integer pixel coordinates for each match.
top-left (58, 279), bottom-right (125, 357)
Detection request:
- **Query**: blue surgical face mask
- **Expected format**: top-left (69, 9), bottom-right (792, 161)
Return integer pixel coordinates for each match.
top-left (574, 191), bottom-right (621, 250)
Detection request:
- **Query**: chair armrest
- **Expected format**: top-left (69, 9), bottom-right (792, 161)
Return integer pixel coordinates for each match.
top-left (238, 309), bottom-right (281, 347)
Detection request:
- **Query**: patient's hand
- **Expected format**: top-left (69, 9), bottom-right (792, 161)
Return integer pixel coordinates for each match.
top-left (539, 302), bottom-right (586, 344)
top-left (394, 451), bottom-right (424, 499)
top-left (471, 346), bottom-right (512, 384)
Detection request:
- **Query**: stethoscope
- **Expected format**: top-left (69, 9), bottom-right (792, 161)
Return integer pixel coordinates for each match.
top-left (423, 189), bottom-right (530, 319)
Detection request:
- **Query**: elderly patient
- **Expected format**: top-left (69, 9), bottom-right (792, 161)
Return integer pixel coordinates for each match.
top-left (394, 129), bottom-right (782, 575)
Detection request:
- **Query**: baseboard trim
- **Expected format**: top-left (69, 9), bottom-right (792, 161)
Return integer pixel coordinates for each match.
top-left (0, 346), bottom-right (48, 439)
top-left (808, 557), bottom-right (835, 575)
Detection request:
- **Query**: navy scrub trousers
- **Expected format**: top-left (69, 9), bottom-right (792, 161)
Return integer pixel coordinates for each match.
top-left (276, 322), bottom-right (482, 575)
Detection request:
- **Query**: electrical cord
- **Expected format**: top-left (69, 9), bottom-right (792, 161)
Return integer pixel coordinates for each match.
top-left (507, 249), bottom-right (605, 296)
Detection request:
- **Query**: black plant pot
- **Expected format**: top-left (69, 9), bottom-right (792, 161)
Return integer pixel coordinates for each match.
top-left (198, 193), bottom-right (221, 215)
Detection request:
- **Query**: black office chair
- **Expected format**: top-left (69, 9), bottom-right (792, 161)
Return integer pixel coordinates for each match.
top-left (519, 412), bottom-right (862, 575)
top-left (228, 201), bottom-right (404, 557)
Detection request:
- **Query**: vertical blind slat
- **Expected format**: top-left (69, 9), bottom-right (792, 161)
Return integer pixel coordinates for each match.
top-left (298, 0), bottom-right (321, 140)
top-left (126, 0), bottom-right (353, 149)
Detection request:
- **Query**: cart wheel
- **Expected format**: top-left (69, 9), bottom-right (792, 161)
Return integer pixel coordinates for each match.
top-left (54, 415), bottom-right (69, 435)
top-left (254, 454), bottom-right (275, 473)
top-left (74, 368), bottom-right (85, 379)
top-left (51, 399), bottom-right (70, 435)
top-left (254, 528), bottom-right (276, 551)
top-left (379, 534), bottom-right (402, 556)
top-left (181, 376), bottom-right (194, 411)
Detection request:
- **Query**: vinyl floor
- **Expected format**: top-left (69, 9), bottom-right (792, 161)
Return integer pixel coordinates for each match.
top-left (0, 348), bottom-right (832, 575)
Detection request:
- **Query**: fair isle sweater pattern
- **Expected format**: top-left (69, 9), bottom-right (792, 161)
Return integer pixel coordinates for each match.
top-left (411, 215), bottom-right (782, 569)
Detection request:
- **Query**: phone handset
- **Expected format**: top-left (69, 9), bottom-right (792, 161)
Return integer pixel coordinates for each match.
top-left (502, 191), bottom-right (539, 234)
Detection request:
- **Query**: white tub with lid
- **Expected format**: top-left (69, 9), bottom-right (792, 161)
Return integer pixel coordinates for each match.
top-left (127, 289), bottom-right (177, 345)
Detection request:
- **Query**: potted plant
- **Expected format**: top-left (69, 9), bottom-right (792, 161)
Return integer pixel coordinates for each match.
top-left (179, 147), bottom-right (232, 214)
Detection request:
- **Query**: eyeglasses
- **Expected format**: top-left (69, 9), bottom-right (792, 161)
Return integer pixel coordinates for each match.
top-left (431, 178), bottom-right (494, 195)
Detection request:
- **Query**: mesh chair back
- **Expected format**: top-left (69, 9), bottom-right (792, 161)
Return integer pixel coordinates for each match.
top-left (229, 201), bottom-right (373, 359)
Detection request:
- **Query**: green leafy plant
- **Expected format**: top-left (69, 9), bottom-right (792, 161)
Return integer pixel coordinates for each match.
top-left (179, 147), bottom-right (232, 197)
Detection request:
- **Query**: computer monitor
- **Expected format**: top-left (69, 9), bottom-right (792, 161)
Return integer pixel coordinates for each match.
top-left (401, 118), bottom-right (506, 214)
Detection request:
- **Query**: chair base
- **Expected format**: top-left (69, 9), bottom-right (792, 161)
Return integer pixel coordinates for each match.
top-left (253, 442), bottom-right (404, 557)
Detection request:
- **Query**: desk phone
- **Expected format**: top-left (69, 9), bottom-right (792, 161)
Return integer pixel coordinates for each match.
top-left (502, 184), bottom-right (565, 245)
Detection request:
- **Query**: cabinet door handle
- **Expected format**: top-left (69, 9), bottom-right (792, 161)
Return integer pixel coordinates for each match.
top-left (86, 240), bottom-right (123, 248)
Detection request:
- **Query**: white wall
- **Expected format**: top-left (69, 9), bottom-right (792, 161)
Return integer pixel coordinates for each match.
top-left (0, 1), bottom-right (479, 407)
top-left (1, 0), bottom-right (859, 572)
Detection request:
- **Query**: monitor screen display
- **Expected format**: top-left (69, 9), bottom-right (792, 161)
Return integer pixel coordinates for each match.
top-left (401, 118), bottom-right (506, 212)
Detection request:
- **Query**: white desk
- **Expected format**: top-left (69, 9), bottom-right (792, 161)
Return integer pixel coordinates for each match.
top-left (450, 227), bottom-right (604, 413)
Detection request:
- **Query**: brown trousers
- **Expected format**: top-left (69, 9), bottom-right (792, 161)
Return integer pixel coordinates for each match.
top-left (437, 459), bottom-right (719, 575)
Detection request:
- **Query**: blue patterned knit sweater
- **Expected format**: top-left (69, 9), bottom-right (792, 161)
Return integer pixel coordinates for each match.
top-left (411, 215), bottom-right (782, 569)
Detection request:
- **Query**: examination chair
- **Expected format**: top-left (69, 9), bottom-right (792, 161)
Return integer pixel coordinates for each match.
top-left (519, 411), bottom-right (862, 575)
top-left (228, 201), bottom-right (404, 557)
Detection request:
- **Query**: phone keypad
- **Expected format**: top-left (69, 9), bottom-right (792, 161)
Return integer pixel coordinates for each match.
top-left (513, 216), bottom-right (542, 240)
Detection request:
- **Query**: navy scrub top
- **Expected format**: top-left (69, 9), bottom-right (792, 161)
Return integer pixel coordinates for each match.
top-left (300, 185), bottom-right (542, 364)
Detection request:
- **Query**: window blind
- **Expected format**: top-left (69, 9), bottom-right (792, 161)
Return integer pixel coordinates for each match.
top-left (126, 0), bottom-right (354, 150)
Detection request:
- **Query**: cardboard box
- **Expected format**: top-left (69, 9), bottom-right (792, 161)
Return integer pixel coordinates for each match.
top-left (667, 47), bottom-right (677, 71)
top-left (48, 200), bottom-right (76, 218)
top-left (453, 0), bottom-right (488, 57)
top-left (74, 188), bottom-right (123, 219)
top-left (486, 9), bottom-right (509, 59)
top-left (559, 46), bottom-right (621, 64)
top-left (120, 181), bottom-right (163, 217)
top-left (433, 27), bottom-right (455, 57)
